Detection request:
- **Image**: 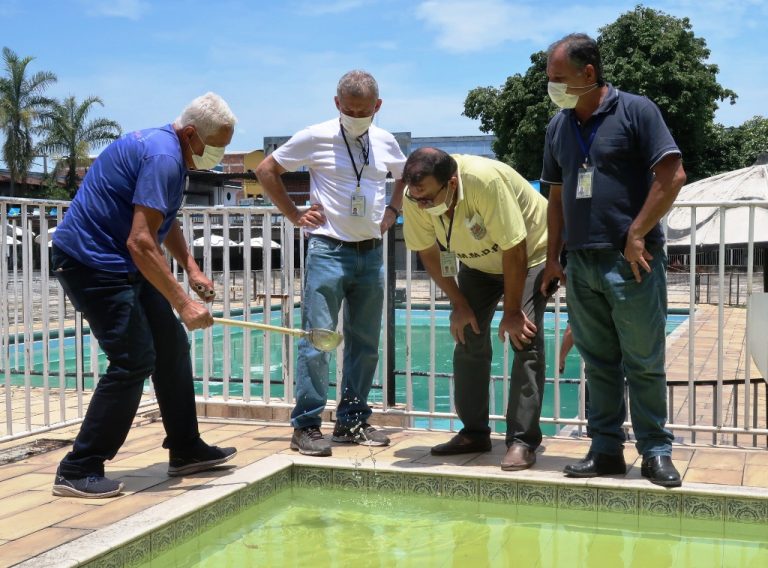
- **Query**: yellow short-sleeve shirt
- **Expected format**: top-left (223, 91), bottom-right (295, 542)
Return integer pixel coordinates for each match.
top-left (403, 154), bottom-right (548, 274)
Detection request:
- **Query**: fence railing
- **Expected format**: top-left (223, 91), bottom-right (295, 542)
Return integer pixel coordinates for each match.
top-left (1, 197), bottom-right (766, 447)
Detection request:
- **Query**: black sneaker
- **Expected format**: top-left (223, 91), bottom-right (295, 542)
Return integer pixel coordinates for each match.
top-left (332, 422), bottom-right (390, 447)
top-left (168, 445), bottom-right (237, 477)
top-left (290, 426), bottom-right (332, 456)
top-left (52, 472), bottom-right (123, 498)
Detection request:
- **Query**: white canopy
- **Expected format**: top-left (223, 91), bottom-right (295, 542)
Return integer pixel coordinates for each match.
top-left (192, 234), bottom-right (239, 247)
top-left (239, 237), bottom-right (281, 250)
top-left (34, 226), bottom-right (57, 245)
top-left (4, 235), bottom-right (20, 245)
top-left (666, 164), bottom-right (768, 247)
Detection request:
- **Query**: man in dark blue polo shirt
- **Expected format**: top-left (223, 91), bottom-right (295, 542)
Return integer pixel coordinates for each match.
top-left (540, 34), bottom-right (687, 487)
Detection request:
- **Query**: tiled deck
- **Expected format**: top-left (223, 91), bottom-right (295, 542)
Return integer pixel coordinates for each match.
top-left (1, 419), bottom-right (767, 567)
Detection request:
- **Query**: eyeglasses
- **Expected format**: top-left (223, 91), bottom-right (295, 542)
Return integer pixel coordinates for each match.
top-left (405, 183), bottom-right (447, 206)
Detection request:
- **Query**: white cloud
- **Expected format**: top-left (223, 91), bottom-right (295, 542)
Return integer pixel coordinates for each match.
top-left (79, 0), bottom-right (149, 20)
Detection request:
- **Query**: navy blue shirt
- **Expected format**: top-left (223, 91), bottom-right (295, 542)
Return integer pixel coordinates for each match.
top-left (54, 124), bottom-right (187, 272)
top-left (541, 85), bottom-right (680, 250)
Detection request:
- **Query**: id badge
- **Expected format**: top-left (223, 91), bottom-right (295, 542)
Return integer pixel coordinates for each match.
top-left (576, 167), bottom-right (594, 199)
top-left (350, 194), bottom-right (366, 217)
top-left (440, 251), bottom-right (458, 278)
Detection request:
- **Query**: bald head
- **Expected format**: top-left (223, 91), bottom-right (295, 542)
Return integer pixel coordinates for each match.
top-left (403, 147), bottom-right (458, 186)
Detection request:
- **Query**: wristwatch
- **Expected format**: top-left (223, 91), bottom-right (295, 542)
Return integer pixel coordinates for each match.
top-left (385, 205), bottom-right (401, 216)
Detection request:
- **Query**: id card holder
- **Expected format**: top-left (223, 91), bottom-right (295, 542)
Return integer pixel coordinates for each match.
top-left (350, 193), bottom-right (366, 217)
top-left (440, 251), bottom-right (458, 277)
top-left (576, 167), bottom-right (594, 199)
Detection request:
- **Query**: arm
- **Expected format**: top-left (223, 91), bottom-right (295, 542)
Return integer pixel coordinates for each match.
top-left (540, 183), bottom-right (566, 295)
top-left (418, 243), bottom-right (479, 344)
top-left (163, 219), bottom-right (215, 301)
top-left (498, 240), bottom-right (537, 349)
top-left (380, 178), bottom-right (405, 235)
top-left (255, 155), bottom-right (326, 228)
top-left (127, 206), bottom-right (212, 330)
top-left (624, 155), bottom-right (686, 281)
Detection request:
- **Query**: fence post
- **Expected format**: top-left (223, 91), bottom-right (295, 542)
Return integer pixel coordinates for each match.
top-left (386, 222), bottom-right (397, 407)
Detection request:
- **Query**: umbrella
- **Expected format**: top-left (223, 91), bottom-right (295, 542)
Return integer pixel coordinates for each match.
top-left (192, 234), bottom-right (238, 247)
top-left (239, 236), bottom-right (281, 249)
top-left (4, 235), bottom-right (20, 245)
top-left (5, 222), bottom-right (35, 239)
top-left (34, 226), bottom-right (57, 245)
top-left (666, 164), bottom-right (768, 246)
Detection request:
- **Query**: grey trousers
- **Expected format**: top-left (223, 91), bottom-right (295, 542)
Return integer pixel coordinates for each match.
top-left (453, 262), bottom-right (548, 448)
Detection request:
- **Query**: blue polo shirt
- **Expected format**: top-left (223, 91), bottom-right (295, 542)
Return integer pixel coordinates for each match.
top-left (53, 124), bottom-right (187, 272)
top-left (541, 85), bottom-right (680, 250)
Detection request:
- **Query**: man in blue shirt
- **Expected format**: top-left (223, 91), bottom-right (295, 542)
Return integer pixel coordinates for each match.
top-left (51, 93), bottom-right (238, 498)
top-left (540, 34), bottom-right (687, 487)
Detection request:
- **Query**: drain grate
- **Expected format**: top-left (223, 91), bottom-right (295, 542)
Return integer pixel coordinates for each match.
top-left (0, 438), bottom-right (72, 465)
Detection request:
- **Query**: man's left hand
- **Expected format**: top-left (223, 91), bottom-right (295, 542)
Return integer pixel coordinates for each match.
top-left (380, 208), bottom-right (398, 235)
top-left (624, 234), bottom-right (653, 283)
top-left (498, 310), bottom-right (537, 350)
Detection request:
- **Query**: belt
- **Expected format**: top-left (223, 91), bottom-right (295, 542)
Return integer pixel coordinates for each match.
top-left (313, 235), bottom-right (382, 251)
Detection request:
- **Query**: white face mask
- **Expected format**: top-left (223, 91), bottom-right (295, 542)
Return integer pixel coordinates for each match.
top-left (340, 113), bottom-right (373, 138)
top-left (191, 130), bottom-right (226, 170)
top-left (547, 81), bottom-right (597, 109)
top-left (424, 185), bottom-right (454, 216)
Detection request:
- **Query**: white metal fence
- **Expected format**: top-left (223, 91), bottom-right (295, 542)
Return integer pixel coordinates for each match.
top-left (1, 196), bottom-right (766, 446)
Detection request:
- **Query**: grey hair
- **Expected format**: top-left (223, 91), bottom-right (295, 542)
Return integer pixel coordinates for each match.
top-left (174, 92), bottom-right (237, 138)
top-left (336, 70), bottom-right (379, 99)
top-left (547, 33), bottom-right (605, 85)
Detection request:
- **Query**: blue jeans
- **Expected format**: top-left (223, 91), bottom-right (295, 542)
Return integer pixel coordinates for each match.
top-left (566, 248), bottom-right (673, 457)
top-left (453, 263), bottom-right (548, 448)
top-left (292, 236), bottom-right (384, 429)
top-left (52, 246), bottom-right (202, 477)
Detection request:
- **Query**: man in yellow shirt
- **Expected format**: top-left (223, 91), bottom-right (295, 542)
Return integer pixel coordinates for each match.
top-left (402, 148), bottom-right (549, 471)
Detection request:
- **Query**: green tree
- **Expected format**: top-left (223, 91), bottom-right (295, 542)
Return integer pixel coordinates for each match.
top-left (464, 51), bottom-right (551, 180)
top-left (597, 6), bottom-right (736, 180)
top-left (0, 47), bottom-right (57, 196)
top-left (463, 5), bottom-right (737, 182)
top-left (734, 116), bottom-right (768, 167)
top-left (37, 95), bottom-right (122, 197)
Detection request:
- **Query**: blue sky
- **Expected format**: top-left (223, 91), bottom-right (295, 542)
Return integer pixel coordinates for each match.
top-left (1, 0), bottom-right (766, 157)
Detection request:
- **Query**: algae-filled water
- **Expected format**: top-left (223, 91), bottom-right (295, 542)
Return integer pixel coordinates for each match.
top-left (143, 486), bottom-right (766, 567)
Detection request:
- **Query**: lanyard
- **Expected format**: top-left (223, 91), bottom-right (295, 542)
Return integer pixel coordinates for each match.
top-left (570, 114), bottom-right (605, 168)
top-left (438, 210), bottom-right (456, 252)
top-left (341, 128), bottom-right (369, 190)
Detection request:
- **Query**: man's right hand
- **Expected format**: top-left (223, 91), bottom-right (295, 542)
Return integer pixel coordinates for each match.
top-left (540, 260), bottom-right (566, 297)
top-left (450, 301), bottom-right (480, 344)
top-left (296, 203), bottom-right (326, 228)
top-left (178, 300), bottom-right (213, 330)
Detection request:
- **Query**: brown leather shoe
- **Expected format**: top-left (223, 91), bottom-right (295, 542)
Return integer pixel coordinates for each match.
top-left (430, 433), bottom-right (492, 456)
top-left (501, 443), bottom-right (536, 471)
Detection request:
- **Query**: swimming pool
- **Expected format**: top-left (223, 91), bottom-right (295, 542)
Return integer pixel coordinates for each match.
top-left (143, 486), bottom-right (767, 568)
top-left (6, 309), bottom-right (687, 435)
top-left (41, 457), bottom-right (764, 568)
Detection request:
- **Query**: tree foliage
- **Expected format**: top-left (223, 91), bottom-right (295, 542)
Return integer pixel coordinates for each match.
top-left (463, 5), bottom-right (746, 182)
top-left (0, 47), bottom-right (57, 196)
top-left (37, 95), bottom-right (122, 196)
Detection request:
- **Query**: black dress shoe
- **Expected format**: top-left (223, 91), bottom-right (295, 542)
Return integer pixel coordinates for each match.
top-left (641, 455), bottom-right (682, 488)
top-left (430, 433), bottom-right (492, 456)
top-left (563, 451), bottom-right (627, 478)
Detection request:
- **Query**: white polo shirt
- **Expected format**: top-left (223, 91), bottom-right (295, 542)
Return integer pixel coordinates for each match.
top-left (272, 118), bottom-right (406, 242)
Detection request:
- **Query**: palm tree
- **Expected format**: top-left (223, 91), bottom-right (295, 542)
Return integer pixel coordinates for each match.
top-left (37, 95), bottom-right (122, 196)
top-left (0, 47), bottom-right (56, 196)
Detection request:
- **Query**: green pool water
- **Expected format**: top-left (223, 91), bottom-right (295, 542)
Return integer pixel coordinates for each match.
top-left (141, 486), bottom-right (766, 568)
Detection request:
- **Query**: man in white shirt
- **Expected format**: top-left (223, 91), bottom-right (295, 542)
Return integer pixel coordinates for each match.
top-left (256, 70), bottom-right (406, 456)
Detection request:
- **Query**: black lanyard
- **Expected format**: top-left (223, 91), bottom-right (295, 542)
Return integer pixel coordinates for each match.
top-left (341, 128), bottom-right (370, 190)
top-left (438, 205), bottom-right (456, 252)
top-left (570, 114), bottom-right (605, 168)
